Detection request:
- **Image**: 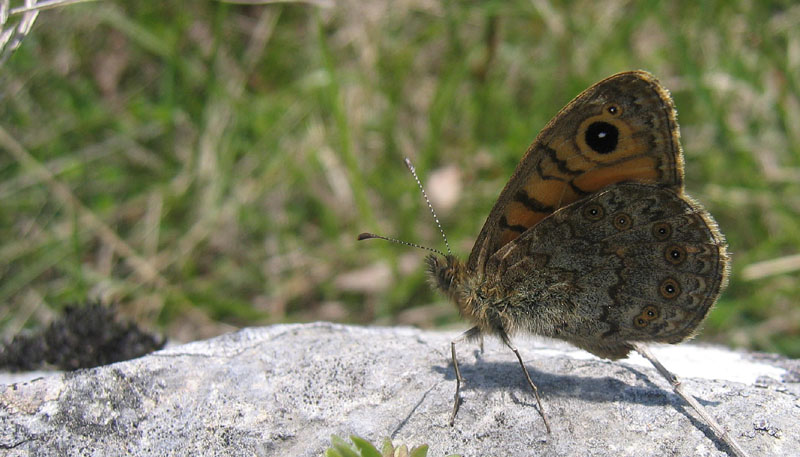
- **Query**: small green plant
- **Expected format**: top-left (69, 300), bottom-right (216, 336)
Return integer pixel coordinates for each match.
top-left (325, 435), bottom-right (461, 457)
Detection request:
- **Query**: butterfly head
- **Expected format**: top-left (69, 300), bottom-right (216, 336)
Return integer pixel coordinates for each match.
top-left (425, 254), bottom-right (464, 299)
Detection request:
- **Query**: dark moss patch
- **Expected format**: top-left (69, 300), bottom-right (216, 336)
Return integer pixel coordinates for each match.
top-left (0, 303), bottom-right (165, 371)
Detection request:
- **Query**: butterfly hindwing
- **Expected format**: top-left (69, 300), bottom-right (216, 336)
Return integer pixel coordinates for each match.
top-left (483, 183), bottom-right (727, 358)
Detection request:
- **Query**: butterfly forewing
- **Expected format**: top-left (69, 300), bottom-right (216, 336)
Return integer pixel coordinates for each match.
top-left (468, 71), bottom-right (685, 274)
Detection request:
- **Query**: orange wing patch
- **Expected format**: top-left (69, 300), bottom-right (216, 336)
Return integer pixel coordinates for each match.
top-left (496, 110), bottom-right (670, 246)
top-left (573, 156), bottom-right (660, 192)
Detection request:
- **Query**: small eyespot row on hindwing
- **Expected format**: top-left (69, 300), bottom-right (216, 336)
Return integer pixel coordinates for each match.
top-left (583, 203), bottom-right (605, 221)
top-left (612, 212), bottom-right (632, 231)
top-left (664, 244), bottom-right (686, 265)
top-left (634, 305), bottom-right (661, 328)
top-left (659, 278), bottom-right (681, 299)
top-left (652, 222), bottom-right (672, 241)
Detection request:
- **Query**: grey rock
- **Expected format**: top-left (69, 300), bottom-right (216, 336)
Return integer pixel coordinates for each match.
top-left (1, 323), bottom-right (798, 456)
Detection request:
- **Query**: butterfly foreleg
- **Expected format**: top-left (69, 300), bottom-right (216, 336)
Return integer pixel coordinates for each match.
top-left (449, 326), bottom-right (482, 426)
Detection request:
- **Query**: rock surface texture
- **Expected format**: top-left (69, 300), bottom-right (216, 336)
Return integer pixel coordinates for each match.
top-left (1, 323), bottom-right (798, 456)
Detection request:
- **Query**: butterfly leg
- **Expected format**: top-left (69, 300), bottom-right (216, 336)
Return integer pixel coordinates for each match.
top-left (449, 327), bottom-right (481, 426)
top-left (500, 331), bottom-right (552, 434)
top-left (449, 338), bottom-right (464, 426)
top-left (633, 343), bottom-right (751, 457)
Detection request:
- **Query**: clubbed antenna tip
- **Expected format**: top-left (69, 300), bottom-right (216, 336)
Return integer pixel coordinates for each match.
top-left (357, 232), bottom-right (446, 257)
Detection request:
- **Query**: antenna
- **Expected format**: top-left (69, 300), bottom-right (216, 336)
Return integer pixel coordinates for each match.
top-left (356, 157), bottom-right (452, 258)
top-left (403, 157), bottom-right (452, 256)
top-left (357, 232), bottom-right (445, 257)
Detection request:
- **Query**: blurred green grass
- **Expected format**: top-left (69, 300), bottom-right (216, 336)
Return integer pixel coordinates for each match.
top-left (1, 1), bottom-right (798, 355)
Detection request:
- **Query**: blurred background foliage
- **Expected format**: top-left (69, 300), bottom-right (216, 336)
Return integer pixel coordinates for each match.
top-left (1, 0), bottom-right (798, 356)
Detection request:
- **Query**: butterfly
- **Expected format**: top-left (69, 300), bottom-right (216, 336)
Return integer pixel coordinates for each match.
top-left (360, 71), bottom-right (735, 451)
